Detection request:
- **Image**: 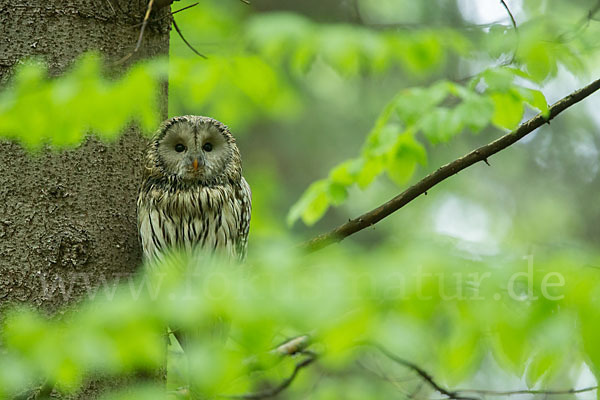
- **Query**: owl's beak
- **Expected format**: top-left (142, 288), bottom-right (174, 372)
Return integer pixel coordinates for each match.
top-left (192, 158), bottom-right (199, 171)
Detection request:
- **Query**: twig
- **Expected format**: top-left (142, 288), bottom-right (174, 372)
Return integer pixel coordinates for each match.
top-left (365, 342), bottom-right (598, 400)
top-left (131, 0), bottom-right (247, 59)
top-left (500, 0), bottom-right (518, 32)
top-left (104, 0), bottom-right (116, 15)
top-left (132, 2), bottom-right (199, 27)
top-left (116, 0), bottom-right (155, 64)
top-left (456, 386), bottom-right (598, 396)
top-left (302, 77), bottom-right (600, 252)
top-left (499, 0), bottom-right (519, 64)
top-left (557, 0), bottom-right (600, 43)
top-left (357, 359), bottom-right (417, 396)
top-left (363, 343), bottom-right (478, 400)
top-left (133, 0), bottom-right (155, 54)
top-left (227, 354), bottom-right (317, 399)
top-left (170, 2), bottom-right (199, 15)
top-left (172, 18), bottom-right (207, 59)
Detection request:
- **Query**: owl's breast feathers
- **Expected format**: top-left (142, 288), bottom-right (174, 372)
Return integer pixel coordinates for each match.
top-left (137, 175), bottom-right (251, 263)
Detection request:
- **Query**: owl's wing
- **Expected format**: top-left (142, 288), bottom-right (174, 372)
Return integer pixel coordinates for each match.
top-left (236, 176), bottom-right (252, 261)
top-left (137, 186), bottom-right (156, 262)
top-left (137, 179), bottom-right (167, 263)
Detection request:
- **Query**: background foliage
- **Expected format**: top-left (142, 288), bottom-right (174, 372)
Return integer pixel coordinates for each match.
top-left (2, 0), bottom-right (600, 399)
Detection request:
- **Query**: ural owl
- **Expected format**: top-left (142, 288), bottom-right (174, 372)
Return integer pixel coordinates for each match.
top-left (137, 115), bottom-right (251, 263)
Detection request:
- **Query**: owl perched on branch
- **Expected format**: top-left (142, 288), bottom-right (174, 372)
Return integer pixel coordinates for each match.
top-left (137, 115), bottom-right (251, 263)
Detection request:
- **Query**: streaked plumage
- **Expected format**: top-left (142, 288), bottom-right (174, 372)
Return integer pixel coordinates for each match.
top-left (137, 115), bottom-right (251, 262)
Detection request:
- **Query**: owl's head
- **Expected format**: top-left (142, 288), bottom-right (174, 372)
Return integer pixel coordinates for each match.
top-left (147, 116), bottom-right (242, 185)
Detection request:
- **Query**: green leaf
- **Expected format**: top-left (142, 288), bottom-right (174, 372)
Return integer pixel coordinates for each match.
top-left (386, 154), bottom-right (417, 185)
top-left (491, 320), bottom-right (528, 375)
top-left (384, 133), bottom-right (427, 185)
top-left (482, 68), bottom-right (516, 92)
top-left (523, 44), bottom-right (553, 82)
top-left (329, 159), bottom-right (360, 186)
top-left (455, 95), bottom-right (494, 133)
top-left (402, 32), bottom-right (444, 75)
top-left (580, 308), bottom-right (600, 377)
top-left (525, 352), bottom-right (557, 389)
top-left (394, 82), bottom-right (450, 125)
top-left (0, 54), bottom-right (164, 148)
top-left (327, 181), bottom-right (348, 206)
top-left (419, 107), bottom-right (464, 143)
top-left (364, 123), bottom-right (401, 156)
top-left (356, 157), bottom-right (384, 189)
top-left (519, 88), bottom-right (549, 117)
top-left (287, 180), bottom-right (330, 226)
top-left (439, 329), bottom-right (481, 385)
top-left (525, 352), bottom-right (553, 388)
top-left (490, 90), bottom-right (525, 130)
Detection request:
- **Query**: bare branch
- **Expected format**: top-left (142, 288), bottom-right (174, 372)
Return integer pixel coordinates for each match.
top-left (457, 386), bottom-right (598, 397)
top-left (116, 0), bottom-right (155, 64)
top-left (557, 0), bottom-right (600, 42)
top-left (132, 2), bottom-right (199, 27)
top-left (170, 2), bottom-right (199, 16)
top-left (363, 343), bottom-right (478, 400)
top-left (500, 0), bottom-right (518, 32)
top-left (357, 359), bottom-right (419, 396)
top-left (365, 343), bottom-right (598, 399)
top-left (499, 0), bottom-right (519, 64)
top-left (104, 0), bottom-right (116, 15)
top-left (134, 0), bottom-right (155, 53)
top-left (172, 18), bottom-right (207, 59)
top-left (302, 77), bottom-right (600, 252)
top-left (228, 354), bottom-right (317, 399)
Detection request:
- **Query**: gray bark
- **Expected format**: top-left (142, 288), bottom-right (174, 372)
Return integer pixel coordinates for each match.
top-left (0, 0), bottom-right (170, 397)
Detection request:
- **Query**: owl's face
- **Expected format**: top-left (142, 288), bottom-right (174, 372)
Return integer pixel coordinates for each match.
top-left (149, 116), bottom-right (242, 185)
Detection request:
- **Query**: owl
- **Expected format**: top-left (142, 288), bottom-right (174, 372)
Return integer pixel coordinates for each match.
top-left (137, 115), bottom-right (251, 263)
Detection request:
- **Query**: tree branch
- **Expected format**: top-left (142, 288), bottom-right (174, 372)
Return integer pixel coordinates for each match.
top-left (132, 2), bottom-right (199, 27)
top-left (557, 0), bottom-right (600, 42)
top-left (364, 343), bottom-right (478, 400)
top-left (227, 354), bottom-right (317, 399)
top-left (457, 386), bottom-right (598, 397)
top-left (115, 0), bottom-right (155, 64)
top-left (500, 0), bottom-right (518, 32)
top-left (302, 77), bottom-right (600, 252)
top-left (365, 342), bottom-right (598, 399)
top-left (172, 18), bottom-right (207, 59)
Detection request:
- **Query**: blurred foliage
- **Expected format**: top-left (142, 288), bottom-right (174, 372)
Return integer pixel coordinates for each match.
top-left (244, 13), bottom-right (471, 76)
top-left (2, 0), bottom-right (600, 398)
top-left (1, 244), bottom-right (600, 399)
top-left (0, 55), bottom-right (166, 149)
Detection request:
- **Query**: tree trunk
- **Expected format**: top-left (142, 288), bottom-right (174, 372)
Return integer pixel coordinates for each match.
top-left (0, 0), bottom-right (170, 397)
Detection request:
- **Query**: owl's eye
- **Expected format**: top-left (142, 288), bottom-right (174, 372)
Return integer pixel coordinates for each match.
top-left (175, 143), bottom-right (186, 153)
top-left (202, 142), bottom-right (213, 152)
